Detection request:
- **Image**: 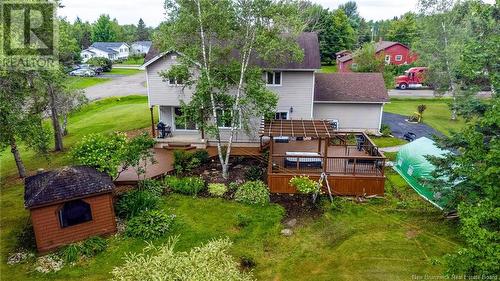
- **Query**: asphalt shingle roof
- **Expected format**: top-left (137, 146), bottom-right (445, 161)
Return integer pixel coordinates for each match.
top-left (337, 41), bottom-right (406, 63)
top-left (90, 42), bottom-right (128, 54)
top-left (314, 73), bottom-right (389, 103)
top-left (24, 166), bottom-right (114, 209)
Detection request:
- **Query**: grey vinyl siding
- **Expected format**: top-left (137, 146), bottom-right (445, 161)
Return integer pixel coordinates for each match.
top-left (313, 103), bottom-right (382, 132)
top-left (147, 54), bottom-right (197, 106)
top-left (272, 71), bottom-right (314, 119)
top-left (147, 55), bottom-right (316, 142)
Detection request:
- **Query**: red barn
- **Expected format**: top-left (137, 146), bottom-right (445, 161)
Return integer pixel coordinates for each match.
top-left (337, 41), bottom-right (418, 72)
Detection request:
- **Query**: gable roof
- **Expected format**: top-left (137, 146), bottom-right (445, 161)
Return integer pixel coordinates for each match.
top-left (90, 42), bottom-right (128, 54)
top-left (133, 41), bottom-right (152, 47)
top-left (24, 166), bottom-right (114, 209)
top-left (337, 41), bottom-right (409, 63)
top-left (314, 73), bottom-right (389, 103)
top-left (143, 32), bottom-right (321, 70)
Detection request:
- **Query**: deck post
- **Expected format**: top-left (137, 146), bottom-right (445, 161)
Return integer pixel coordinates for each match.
top-left (150, 107), bottom-right (155, 137)
top-left (268, 137), bottom-right (273, 175)
top-left (317, 138), bottom-right (322, 153)
top-left (323, 137), bottom-right (329, 173)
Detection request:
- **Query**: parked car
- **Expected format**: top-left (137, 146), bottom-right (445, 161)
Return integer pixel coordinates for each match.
top-left (395, 67), bottom-right (429, 90)
top-left (69, 68), bottom-right (96, 77)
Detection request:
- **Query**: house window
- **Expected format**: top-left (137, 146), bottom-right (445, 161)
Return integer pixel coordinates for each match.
top-left (59, 199), bottom-right (92, 228)
top-left (384, 55), bottom-right (391, 64)
top-left (216, 108), bottom-right (241, 129)
top-left (274, 111), bottom-right (288, 120)
top-left (265, 71), bottom-right (281, 86)
top-left (174, 107), bottom-right (196, 130)
top-left (395, 55), bottom-right (403, 61)
top-left (167, 77), bottom-right (183, 86)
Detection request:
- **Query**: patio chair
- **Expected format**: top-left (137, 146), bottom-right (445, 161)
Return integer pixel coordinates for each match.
top-left (164, 126), bottom-right (173, 138)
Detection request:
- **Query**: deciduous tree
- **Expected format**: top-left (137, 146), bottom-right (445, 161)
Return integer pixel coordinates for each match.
top-left (92, 14), bottom-right (117, 42)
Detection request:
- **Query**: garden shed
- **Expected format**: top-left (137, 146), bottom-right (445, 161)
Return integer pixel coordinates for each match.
top-left (24, 166), bottom-right (117, 253)
top-left (393, 137), bottom-right (448, 209)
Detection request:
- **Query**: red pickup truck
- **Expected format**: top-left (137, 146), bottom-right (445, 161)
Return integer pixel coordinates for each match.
top-left (395, 67), bottom-right (429, 90)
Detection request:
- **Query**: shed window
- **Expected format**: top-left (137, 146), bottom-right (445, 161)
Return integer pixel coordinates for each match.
top-left (59, 199), bottom-right (92, 228)
top-left (395, 55), bottom-right (403, 61)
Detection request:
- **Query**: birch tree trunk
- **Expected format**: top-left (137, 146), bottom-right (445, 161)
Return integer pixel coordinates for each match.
top-left (10, 137), bottom-right (26, 178)
top-left (48, 84), bottom-right (64, 151)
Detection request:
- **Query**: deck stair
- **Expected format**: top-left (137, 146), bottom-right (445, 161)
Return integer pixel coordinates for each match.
top-left (162, 143), bottom-right (196, 151)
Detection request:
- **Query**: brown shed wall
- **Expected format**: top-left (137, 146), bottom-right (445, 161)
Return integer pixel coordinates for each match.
top-left (268, 174), bottom-right (385, 196)
top-left (30, 193), bottom-right (117, 253)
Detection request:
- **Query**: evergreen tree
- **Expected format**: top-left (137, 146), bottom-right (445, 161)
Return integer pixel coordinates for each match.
top-left (136, 18), bottom-right (149, 41)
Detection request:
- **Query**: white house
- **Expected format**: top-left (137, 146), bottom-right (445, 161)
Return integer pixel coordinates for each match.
top-left (141, 33), bottom-right (389, 147)
top-left (80, 42), bottom-right (130, 62)
top-left (131, 41), bottom-right (152, 55)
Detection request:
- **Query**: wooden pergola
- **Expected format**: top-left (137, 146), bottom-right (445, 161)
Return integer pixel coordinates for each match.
top-left (260, 119), bottom-right (336, 174)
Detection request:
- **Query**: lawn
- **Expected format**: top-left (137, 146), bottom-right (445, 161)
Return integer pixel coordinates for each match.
top-left (66, 76), bottom-right (111, 90)
top-left (371, 136), bottom-right (408, 148)
top-left (0, 96), bottom-right (461, 280)
top-left (384, 99), bottom-right (465, 136)
top-left (116, 57), bottom-right (145, 65)
top-left (108, 68), bottom-right (143, 75)
top-left (320, 65), bottom-right (337, 73)
top-left (0, 95), bottom-right (153, 183)
top-left (1, 190), bottom-right (460, 281)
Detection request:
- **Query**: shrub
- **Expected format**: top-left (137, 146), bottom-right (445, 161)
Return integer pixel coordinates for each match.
top-left (380, 124), bottom-right (392, 137)
top-left (234, 181), bottom-right (270, 205)
top-left (408, 112), bottom-right (422, 123)
top-left (244, 166), bottom-right (263, 181)
top-left (235, 213), bottom-right (251, 228)
top-left (192, 149), bottom-right (210, 164)
top-left (417, 104), bottom-right (427, 115)
top-left (138, 179), bottom-right (165, 196)
top-left (87, 57), bottom-right (112, 72)
top-left (111, 237), bottom-right (253, 281)
top-left (164, 176), bottom-right (205, 195)
top-left (289, 176), bottom-right (319, 194)
top-left (60, 236), bottom-right (107, 263)
top-left (16, 222), bottom-right (36, 250)
top-left (208, 183), bottom-right (227, 197)
top-left (125, 210), bottom-right (176, 240)
top-left (115, 190), bottom-right (160, 219)
top-left (173, 150), bottom-right (201, 175)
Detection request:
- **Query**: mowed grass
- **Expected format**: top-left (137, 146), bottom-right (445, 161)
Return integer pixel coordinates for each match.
top-left (384, 99), bottom-right (465, 136)
top-left (320, 65), bottom-right (337, 73)
top-left (66, 76), bottom-right (111, 90)
top-left (108, 68), bottom-right (143, 75)
top-left (371, 136), bottom-right (408, 148)
top-left (1, 191), bottom-right (459, 281)
top-left (0, 95), bottom-right (153, 182)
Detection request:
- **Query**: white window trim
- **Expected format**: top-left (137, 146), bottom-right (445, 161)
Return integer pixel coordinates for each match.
top-left (172, 107), bottom-right (197, 131)
top-left (395, 55), bottom-right (403, 61)
top-left (217, 108), bottom-right (242, 129)
top-left (265, 71), bottom-right (282, 87)
top-left (274, 111), bottom-right (289, 120)
top-left (167, 78), bottom-right (184, 87)
top-left (384, 55), bottom-right (391, 64)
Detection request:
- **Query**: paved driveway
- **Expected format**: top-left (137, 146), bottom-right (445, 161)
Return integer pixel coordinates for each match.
top-left (382, 112), bottom-right (443, 139)
top-left (84, 72), bottom-right (147, 100)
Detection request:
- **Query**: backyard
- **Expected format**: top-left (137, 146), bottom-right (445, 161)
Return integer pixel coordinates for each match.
top-left (0, 96), bottom-right (462, 280)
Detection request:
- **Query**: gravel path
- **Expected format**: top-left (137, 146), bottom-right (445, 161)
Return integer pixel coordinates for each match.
top-left (84, 72), bottom-right (147, 100)
top-left (382, 112), bottom-right (443, 140)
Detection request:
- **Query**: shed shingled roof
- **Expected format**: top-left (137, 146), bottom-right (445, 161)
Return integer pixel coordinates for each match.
top-left (24, 166), bottom-right (114, 209)
top-left (314, 73), bottom-right (389, 103)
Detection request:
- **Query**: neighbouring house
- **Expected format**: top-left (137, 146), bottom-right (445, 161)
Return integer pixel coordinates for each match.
top-left (141, 32), bottom-right (389, 195)
top-left (80, 42), bottom-right (130, 62)
top-left (131, 41), bottom-right (152, 55)
top-left (24, 166), bottom-right (117, 253)
top-left (337, 40), bottom-right (418, 72)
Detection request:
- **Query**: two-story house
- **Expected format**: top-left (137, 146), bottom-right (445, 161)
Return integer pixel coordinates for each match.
top-left (141, 33), bottom-right (388, 148)
top-left (81, 42), bottom-right (130, 62)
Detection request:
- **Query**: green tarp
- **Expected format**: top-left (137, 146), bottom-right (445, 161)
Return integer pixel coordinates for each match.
top-left (393, 137), bottom-right (448, 209)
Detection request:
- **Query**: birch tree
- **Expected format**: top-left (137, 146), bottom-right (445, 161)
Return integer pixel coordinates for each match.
top-left (158, 0), bottom-right (303, 178)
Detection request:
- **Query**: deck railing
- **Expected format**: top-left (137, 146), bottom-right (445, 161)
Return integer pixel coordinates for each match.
top-left (270, 154), bottom-right (385, 177)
